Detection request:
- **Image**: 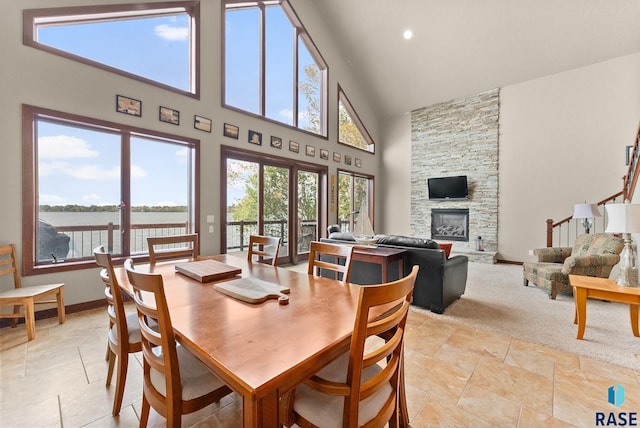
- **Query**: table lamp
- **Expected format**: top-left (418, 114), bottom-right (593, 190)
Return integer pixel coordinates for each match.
top-left (573, 203), bottom-right (601, 234)
top-left (605, 202), bottom-right (640, 287)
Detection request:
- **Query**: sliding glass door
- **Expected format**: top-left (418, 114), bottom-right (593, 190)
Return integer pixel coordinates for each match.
top-left (222, 147), bottom-right (325, 264)
top-left (263, 165), bottom-right (290, 258)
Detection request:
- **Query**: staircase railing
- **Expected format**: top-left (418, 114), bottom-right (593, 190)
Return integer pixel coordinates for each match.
top-left (623, 122), bottom-right (640, 202)
top-left (545, 193), bottom-right (624, 247)
top-left (546, 122), bottom-right (640, 248)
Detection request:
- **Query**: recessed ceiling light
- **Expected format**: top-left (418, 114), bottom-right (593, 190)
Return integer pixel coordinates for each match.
top-left (403, 29), bottom-right (413, 40)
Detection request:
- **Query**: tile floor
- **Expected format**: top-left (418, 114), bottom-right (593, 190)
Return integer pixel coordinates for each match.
top-left (1, 290), bottom-right (638, 427)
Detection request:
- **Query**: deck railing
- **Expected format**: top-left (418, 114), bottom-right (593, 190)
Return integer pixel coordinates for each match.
top-left (54, 222), bottom-right (189, 259)
top-left (51, 219), bottom-right (319, 260)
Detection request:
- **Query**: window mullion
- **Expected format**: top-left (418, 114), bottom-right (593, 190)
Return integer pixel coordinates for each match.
top-left (292, 28), bottom-right (299, 128)
top-left (259, 3), bottom-right (266, 117)
top-left (121, 132), bottom-right (131, 256)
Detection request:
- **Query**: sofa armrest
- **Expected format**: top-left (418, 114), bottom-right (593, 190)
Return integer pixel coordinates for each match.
top-left (562, 254), bottom-right (621, 274)
top-left (533, 247), bottom-right (572, 263)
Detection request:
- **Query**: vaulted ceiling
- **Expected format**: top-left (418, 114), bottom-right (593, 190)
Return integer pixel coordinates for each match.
top-left (312, 0), bottom-right (640, 120)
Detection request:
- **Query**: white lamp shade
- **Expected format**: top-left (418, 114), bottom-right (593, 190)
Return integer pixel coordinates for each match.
top-left (573, 203), bottom-right (601, 219)
top-left (605, 203), bottom-right (640, 233)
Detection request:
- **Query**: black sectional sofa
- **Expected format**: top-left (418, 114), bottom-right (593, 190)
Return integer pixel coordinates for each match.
top-left (321, 227), bottom-right (468, 313)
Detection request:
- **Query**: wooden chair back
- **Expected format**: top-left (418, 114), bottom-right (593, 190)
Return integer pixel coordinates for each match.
top-left (124, 259), bottom-right (231, 427)
top-left (283, 265), bottom-right (419, 427)
top-left (147, 233), bottom-right (198, 265)
top-left (0, 244), bottom-right (65, 341)
top-left (307, 241), bottom-right (354, 283)
top-left (247, 235), bottom-right (281, 266)
top-left (93, 245), bottom-right (142, 416)
top-left (125, 259), bottom-right (180, 424)
top-left (94, 246), bottom-right (128, 352)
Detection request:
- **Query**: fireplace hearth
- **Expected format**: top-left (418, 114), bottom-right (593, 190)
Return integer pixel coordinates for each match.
top-left (431, 209), bottom-right (469, 242)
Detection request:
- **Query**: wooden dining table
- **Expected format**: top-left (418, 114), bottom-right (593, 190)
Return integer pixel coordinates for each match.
top-left (115, 254), bottom-right (364, 428)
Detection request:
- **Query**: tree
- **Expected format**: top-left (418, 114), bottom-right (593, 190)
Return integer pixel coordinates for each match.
top-left (338, 101), bottom-right (368, 150)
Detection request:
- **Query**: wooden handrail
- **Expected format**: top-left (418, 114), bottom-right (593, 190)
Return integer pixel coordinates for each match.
top-left (545, 121), bottom-right (640, 247)
top-left (623, 121), bottom-right (640, 202)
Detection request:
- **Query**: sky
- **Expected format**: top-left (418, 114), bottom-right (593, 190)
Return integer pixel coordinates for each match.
top-left (38, 120), bottom-right (189, 207)
top-left (35, 5), bottom-right (317, 207)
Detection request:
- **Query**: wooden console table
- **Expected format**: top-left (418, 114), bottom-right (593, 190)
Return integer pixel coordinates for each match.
top-left (569, 274), bottom-right (640, 340)
top-left (350, 246), bottom-right (406, 283)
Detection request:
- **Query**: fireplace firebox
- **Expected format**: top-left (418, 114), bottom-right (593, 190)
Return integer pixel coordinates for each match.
top-left (431, 209), bottom-right (469, 242)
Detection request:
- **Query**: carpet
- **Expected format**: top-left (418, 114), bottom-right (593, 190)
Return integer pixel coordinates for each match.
top-left (413, 262), bottom-right (640, 370)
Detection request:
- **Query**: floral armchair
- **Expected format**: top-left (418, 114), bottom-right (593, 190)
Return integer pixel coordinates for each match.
top-left (523, 233), bottom-right (624, 299)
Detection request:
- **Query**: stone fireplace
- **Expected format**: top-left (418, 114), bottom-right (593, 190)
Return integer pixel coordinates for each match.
top-left (431, 209), bottom-right (469, 241)
top-left (410, 88), bottom-right (499, 263)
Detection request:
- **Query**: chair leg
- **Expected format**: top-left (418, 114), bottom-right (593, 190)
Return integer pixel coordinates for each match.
top-left (11, 305), bottom-right (20, 328)
top-left (140, 395), bottom-right (151, 428)
top-left (398, 348), bottom-right (409, 427)
top-left (106, 348), bottom-right (116, 387)
top-left (105, 321), bottom-right (113, 361)
top-left (112, 351), bottom-right (129, 416)
top-left (56, 288), bottom-right (65, 324)
top-left (24, 299), bottom-right (36, 341)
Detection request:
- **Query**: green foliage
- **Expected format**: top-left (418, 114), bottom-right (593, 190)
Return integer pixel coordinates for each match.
top-left (338, 101), bottom-right (369, 150)
top-left (338, 172), bottom-right (369, 225)
top-left (300, 64), bottom-right (321, 134)
top-left (227, 162), bottom-right (319, 223)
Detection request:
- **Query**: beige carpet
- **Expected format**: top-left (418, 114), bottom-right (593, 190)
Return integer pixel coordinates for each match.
top-left (413, 262), bottom-right (640, 370)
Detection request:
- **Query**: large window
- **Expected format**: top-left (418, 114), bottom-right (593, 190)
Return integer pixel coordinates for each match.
top-left (24, 2), bottom-right (199, 96)
top-left (22, 105), bottom-right (199, 275)
top-left (224, 0), bottom-right (328, 136)
top-left (338, 86), bottom-right (375, 153)
top-left (338, 170), bottom-right (374, 233)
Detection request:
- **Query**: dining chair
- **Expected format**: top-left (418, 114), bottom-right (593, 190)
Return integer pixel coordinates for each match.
top-left (93, 246), bottom-right (142, 416)
top-left (307, 241), bottom-right (354, 283)
top-left (281, 265), bottom-right (419, 428)
top-left (247, 234), bottom-right (281, 266)
top-left (147, 233), bottom-right (198, 265)
top-left (0, 243), bottom-right (65, 341)
top-left (124, 259), bottom-right (233, 428)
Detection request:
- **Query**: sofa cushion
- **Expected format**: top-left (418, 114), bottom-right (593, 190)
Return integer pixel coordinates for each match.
top-left (375, 234), bottom-right (440, 249)
top-left (328, 232), bottom-right (356, 242)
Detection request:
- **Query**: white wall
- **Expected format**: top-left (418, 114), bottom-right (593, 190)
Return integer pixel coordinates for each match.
top-left (500, 52), bottom-right (640, 261)
top-left (382, 52), bottom-right (640, 262)
top-left (0, 0), bottom-right (381, 306)
top-left (379, 113), bottom-right (412, 236)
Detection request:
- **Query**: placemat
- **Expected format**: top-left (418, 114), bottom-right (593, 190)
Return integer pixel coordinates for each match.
top-left (175, 259), bottom-right (241, 282)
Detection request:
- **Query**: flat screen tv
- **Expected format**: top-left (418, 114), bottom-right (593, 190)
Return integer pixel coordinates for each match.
top-left (428, 175), bottom-right (468, 200)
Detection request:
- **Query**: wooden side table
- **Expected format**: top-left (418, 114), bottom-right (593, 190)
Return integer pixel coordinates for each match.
top-left (351, 246), bottom-right (406, 283)
top-left (569, 274), bottom-right (640, 340)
